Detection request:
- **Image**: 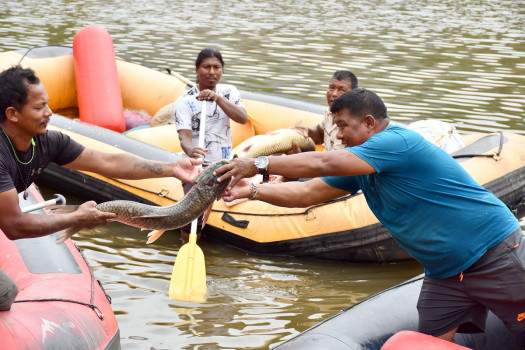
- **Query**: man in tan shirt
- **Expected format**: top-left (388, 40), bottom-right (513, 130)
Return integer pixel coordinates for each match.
top-left (293, 70), bottom-right (358, 152)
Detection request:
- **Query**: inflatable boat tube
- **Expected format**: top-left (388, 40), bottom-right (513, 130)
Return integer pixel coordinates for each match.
top-left (272, 274), bottom-right (525, 350)
top-left (73, 26), bottom-right (125, 132)
top-left (380, 331), bottom-right (470, 350)
top-left (1, 45), bottom-right (523, 264)
top-left (0, 185), bottom-right (120, 349)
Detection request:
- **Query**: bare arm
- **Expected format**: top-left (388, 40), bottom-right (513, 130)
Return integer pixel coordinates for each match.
top-left (0, 188), bottom-right (115, 240)
top-left (64, 148), bottom-right (203, 183)
top-left (216, 96), bottom-right (248, 124)
top-left (223, 177), bottom-right (349, 207)
top-left (217, 149), bottom-right (376, 188)
top-left (198, 89), bottom-right (248, 124)
top-left (178, 129), bottom-right (207, 159)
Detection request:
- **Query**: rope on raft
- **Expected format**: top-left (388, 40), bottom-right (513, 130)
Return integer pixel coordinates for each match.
top-left (13, 244), bottom-right (111, 320)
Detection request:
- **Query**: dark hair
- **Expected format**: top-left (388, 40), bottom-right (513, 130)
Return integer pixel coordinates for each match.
top-left (195, 48), bottom-right (224, 68)
top-left (331, 70), bottom-right (358, 89)
top-left (330, 88), bottom-right (388, 120)
top-left (0, 65), bottom-right (41, 122)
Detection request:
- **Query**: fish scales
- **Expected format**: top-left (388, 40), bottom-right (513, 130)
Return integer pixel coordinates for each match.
top-left (54, 159), bottom-right (231, 244)
top-left (245, 129), bottom-right (316, 158)
top-left (96, 159), bottom-right (230, 231)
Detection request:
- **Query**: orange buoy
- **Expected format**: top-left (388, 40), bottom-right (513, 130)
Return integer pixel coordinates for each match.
top-left (73, 26), bottom-right (125, 132)
top-left (381, 331), bottom-right (472, 350)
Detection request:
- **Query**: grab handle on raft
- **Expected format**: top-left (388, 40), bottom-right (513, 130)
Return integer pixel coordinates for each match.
top-left (221, 212), bottom-right (250, 229)
top-left (304, 208), bottom-right (316, 221)
top-left (21, 194), bottom-right (66, 213)
top-left (158, 188), bottom-right (169, 197)
top-left (452, 131), bottom-right (504, 160)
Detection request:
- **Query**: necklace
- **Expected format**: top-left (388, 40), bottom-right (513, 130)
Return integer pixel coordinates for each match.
top-left (1, 129), bottom-right (36, 199)
top-left (2, 128), bottom-right (35, 164)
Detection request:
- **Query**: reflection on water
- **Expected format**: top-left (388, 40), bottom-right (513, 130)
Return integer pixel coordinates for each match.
top-left (4, 0), bottom-right (524, 348)
top-left (66, 216), bottom-right (423, 349)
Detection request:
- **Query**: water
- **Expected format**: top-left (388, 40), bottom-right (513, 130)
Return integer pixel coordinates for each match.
top-left (1, 0), bottom-right (524, 134)
top-left (60, 217), bottom-right (422, 349)
top-left (2, 0), bottom-right (525, 348)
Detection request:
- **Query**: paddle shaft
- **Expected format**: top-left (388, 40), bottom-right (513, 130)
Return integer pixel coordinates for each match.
top-left (190, 99), bottom-right (207, 234)
top-left (169, 99), bottom-right (208, 302)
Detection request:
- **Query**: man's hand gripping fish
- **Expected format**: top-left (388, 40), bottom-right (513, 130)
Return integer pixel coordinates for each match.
top-left (54, 160), bottom-right (230, 244)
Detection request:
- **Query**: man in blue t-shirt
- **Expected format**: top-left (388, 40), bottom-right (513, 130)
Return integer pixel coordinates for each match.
top-left (214, 88), bottom-right (525, 343)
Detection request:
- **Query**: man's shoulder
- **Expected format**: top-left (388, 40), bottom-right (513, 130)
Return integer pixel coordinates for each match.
top-left (36, 130), bottom-right (64, 142)
top-left (363, 124), bottom-right (414, 151)
top-left (380, 124), bottom-right (414, 138)
top-left (319, 108), bottom-right (332, 125)
top-left (216, 83), bottom-right (240, 94)
top-left (181, 86), bottom-right (199, 97)
top-left (175, 87), bottom-right (198, 108)
top-left (175, 86), bottom-right (198, 101)
top-left (386, 123), bottom-right (406, 131)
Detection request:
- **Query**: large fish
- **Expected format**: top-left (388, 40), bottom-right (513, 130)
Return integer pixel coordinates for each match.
top-left (235, 129), bottom-right (316, 158)
top-left (54, 159), bottom-right (230, 244)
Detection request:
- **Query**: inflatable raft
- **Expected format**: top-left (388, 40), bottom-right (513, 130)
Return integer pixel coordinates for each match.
top-left (1, 44), bottom-right (524, 264)
top-left (0, 185), bottom-right (120, 349)
top-left (271, 274), bottom-right (525, 350)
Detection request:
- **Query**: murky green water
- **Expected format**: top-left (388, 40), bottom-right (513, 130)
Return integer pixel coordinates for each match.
top-left (3, 0), bottom-right (524, 348)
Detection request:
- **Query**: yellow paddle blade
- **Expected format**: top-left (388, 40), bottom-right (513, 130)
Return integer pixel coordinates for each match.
top-left (169, 232), bottom-right (207, 302)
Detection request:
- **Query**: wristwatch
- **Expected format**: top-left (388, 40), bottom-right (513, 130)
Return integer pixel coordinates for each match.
top-left (253, 156), bottom-right (270, 176)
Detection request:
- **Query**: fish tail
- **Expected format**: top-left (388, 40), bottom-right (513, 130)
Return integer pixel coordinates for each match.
top-left (146, 230), bottom-right (166, 244)
top-left (48, 204), bottom-right (80, 214)
top-left (55, 226), bottom-right (82, 245)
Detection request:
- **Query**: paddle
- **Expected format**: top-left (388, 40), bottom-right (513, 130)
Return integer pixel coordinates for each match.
top-left (169, 99), bottom-right (207, 302)
top-left (166, 68), bottom-right (195, 87)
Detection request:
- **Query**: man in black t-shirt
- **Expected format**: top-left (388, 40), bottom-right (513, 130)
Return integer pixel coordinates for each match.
top-left (0, 66), bottom-right (203, 310)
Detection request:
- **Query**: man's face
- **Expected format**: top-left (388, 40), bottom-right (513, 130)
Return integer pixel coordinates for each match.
top-left (14, 82), bottom-right (51, 136)
top-left (196, 57), bottom-right (223, 91)
top-left (326, 79), bottom-right (352, 107)
top-left (333, 109), bottom-right (370, 147)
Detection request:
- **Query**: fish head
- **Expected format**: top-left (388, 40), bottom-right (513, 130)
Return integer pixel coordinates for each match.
top-left (195, 159), bottom-right (231, 199)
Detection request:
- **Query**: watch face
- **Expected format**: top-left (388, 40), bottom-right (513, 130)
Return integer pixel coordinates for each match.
top-left (255, 156), bottom-right (269, 170)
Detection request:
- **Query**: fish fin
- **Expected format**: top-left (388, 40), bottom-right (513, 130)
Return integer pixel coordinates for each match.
top-left (48, 205), bottom-right (80, 214)
top-left (146, 230), bottom-right (166, 244)
top-left (241, 144), bottom-right (254, 154)
top-left (55, 226), bottom-right (82, 244)
top-left (192, 165), bottom-right (207, 183)
top-left (201, 205), bottom-right (213, 230)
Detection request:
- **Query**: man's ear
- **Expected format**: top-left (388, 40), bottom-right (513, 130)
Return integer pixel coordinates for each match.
top-left (363, 114), bottom-right (376, 131)
top-left (5, 107), bottom-right (18, 122)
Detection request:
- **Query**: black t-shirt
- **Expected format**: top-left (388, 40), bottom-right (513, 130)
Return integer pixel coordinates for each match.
top-left (0, 130), bottom-right (85, 193)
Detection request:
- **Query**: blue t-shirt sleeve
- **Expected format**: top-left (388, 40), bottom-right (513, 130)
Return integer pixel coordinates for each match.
top-left (349, 128), bottom-right (409, 174)
top-left (322, 173), bottom-right (360, 194)
top-left (321, 128), bottom-right (409, 194)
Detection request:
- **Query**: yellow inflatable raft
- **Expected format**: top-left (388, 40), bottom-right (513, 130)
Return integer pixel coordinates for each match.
top-left (1, 46), bottom-right (523, 263)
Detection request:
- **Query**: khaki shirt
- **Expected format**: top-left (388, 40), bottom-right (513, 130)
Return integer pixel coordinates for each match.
top-left (318, 109), bottom-right (344, 151)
